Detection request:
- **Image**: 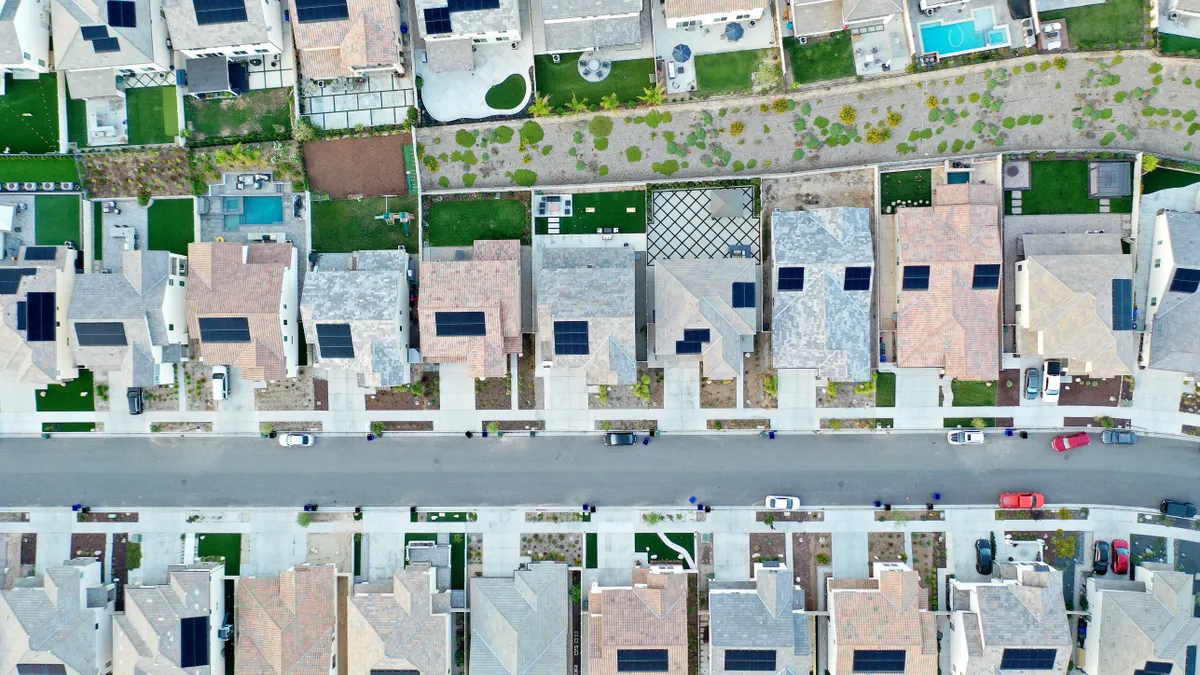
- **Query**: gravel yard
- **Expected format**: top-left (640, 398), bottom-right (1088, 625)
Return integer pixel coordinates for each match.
top-left (255, 369), bottom-right (315, 411)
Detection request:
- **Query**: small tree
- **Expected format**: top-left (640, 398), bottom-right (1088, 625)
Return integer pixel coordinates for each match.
top-left (970, 417), bottom-right (988, 430)
top-left (260, 422), bottom-right (274, 437)
top-left (1143, 154), bottom-right (1159, 172)
top-left (486, 421), bottom-right (500, 434)
top-left (296, 512), bottom-right (313, 527)
top-left (763, 513), bottom-right (776, 530)
top-left (370, 421), bottom-right (386, 436)
top-left (763, 375), bottom-right (778, 397)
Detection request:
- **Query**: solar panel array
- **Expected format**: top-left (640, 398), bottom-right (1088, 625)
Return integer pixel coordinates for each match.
top-left (684, 329), bottom-right (710, 343)
top-left (107, 0), bottom-right (137, 27)
top-left (1187, 646), bottom-right (1197, 675)
top-left (435, 311), bottom-right (486, 337)
top-left (25, 292), bottom-right (55, 342)
top-left (180, 617), bottom-right (210, 668)
top-left (998, 649), bottom-right (1057, 671)
top-left (194, 0), bottom-right (248, 25)
top-left (778, 266), bottom-right (804, 291)
top-left (731, 281), bottom-right (755, 309)
top-left (316, 323), bottom-right (355, 359)
top-left (16, 301), bottom-right (26, 330)
top-left (1170, 267), bottom-right (1200, 294)
top-left (852, 650), bottom-right (907, 673)
top-left (616, 649), bottom-right (669, 673)
top-left (81, 24), bottom-right (110, 39)
top-left (93, 37), bottom-right (121, 52)
top-left (1112, 278), bottom-right (1134, 331)
top-left (676, 328), bottom-right (710, 355)
top-left (294, 0), bottom-right (349, 22)
top-left (676, 340), bottom-right (701, 354)
top-left (724, 650), bottom-right (777, 672)
top-left (23, 246), bottom-right (57, 261)
top-left (75, 322), bottom-right (129, 347)
top-left (844, 266), bottom-right (872, 291)
top-left (198, 317), bottom-right (251, 343)
top-left (446, 0), bottom-right (499, 11)
top-left (972, 264), bottom-right (1001, 290)
top-left (17, 666), bottom-right (67, 675)
top-left (423, 7), bottom-right (452, 34)
top-left (902, 265), bottom-right (930, 291)
top-left (1133, 662), bottom-right (1174, 675)
top-left (0, 268), bottom-right (35, 295)
top-left (553, 321), bottom-right (588, 355)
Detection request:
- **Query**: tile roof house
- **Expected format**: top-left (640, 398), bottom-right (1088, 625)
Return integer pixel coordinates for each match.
top-left (347, 564), bottom-right (452, 675)
top-left (771, 208), bottom-right (874, 382)
top-left (589, 568), bottom-right (689, 675)
top-left (827, 563), bottom-right (937, 675)
top-left (653, 257), bottom-right (759, 380)
top-left (537, 247), bottom-right (636, 386)
top-left (0, 0), bottom-right (52, 83)
top-left (114, 562), bottom-right (226, 675)
top-left (1014, 232), bottom-right (1136, 379)
top-left (469, 562), bottom-right (568, 675)
top-left (1147, 211), bottom-right (1200, 375)
top-left (418, 240), bottom-right (521, 379)
top-left (709, 562), bottom-right (811, 675)
top-left (301, 249), bottom-right (412, 388)
top-left (535, 0), bottom-right (643, 53)
top-left (1082, 563), bottom-right (1200, 675)
top-left (162, 0), bottom-right (283, 59)
top-left (894, 183), bottom-right (1002, 381)
top-left (0, 245), bottom-right (79, 385)
top-left (287, 0), bottom-right (402, 80)
top-left (0, 558), bottom-right (116, 675)
top-left (415, 0), bottom-right (519, 73)
top-left (663, 0), bottom-right (765, 27)
top-left (52, 0), bottom-right (171, 100)
top-left (947, 562), bottom-right (1071, 675)
top-left (235, 564), bottom-right (338, 675)
top-left (186, 241), bottom-right (299, 382)
top-left (68, 249), bottom-right (188, 388)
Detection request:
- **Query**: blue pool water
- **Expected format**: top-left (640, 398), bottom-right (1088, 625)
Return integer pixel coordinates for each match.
top-left (222, 197), bottom-right (239, 212)
top-left (242, 196), bottom-right (284, 224)
top-left (920, 8), bottom-right (1009, 57)
top-left (947, 171), bottom-right (971, 184)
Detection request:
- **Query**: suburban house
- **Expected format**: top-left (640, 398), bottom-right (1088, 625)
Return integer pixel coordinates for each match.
top-left (115, 562), bottom-right (227, 675)
top-left (414, 0), bottom-right (519, 72)
top-left (1146, 211), bottom-right (1200, 374)
top-left (709, 562), bottom-right (811, 675)
top-left (469, 562), bottom-right (568, 675)
top-left (537, 247), bottom-right (636, 386)
top-left (52, 0), bottom-right (171, 100)
top-left (418, 240), bottom-right (521, 380)
top-left (1014, 232), bottom-right (1136, 379)
top-left (827, 563), bottom-right (937, 675)
top-left (235, 564), bottom-right (339, 675)
top-left (771, 208), bottom-right (874, 383)
top-left (186, 241), bottom-right (298, 382)
top-left (533, 0), bottom-right (643, 53)
top-left (589, 567), bottom-right (689, 675)
top-left (1082, 563), bottom-right (1200, 675)
top-left (287, 0), bottom-right (404, 81)
top-left (0, 558), bottom-right (117, 675)
top-left (652, 257), bottom-right (759, 380)
top-left (68, 249), bottom-right (189, 388)
top-left (0, 245), bottom-right (79, 386)
top-left (347, 563), bottom-right (452, 675)
top-left (161, 0), bottom-right (283, 59)
top-left (301, 249), bottom-right (413, 388)
top-left (663, 0), bottom-right (764, 28)
top-left (790, 0), bottom-right (903, 37)
top-left (946, 563), bottom-right (1072, 675)
top-left (893, 183), bottom-right (1002, 381)
top-left (0, 0), bottom-right (52, 88)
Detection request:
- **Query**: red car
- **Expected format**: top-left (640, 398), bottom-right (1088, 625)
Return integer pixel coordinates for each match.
top-left (1052, 431), bottom-right (1091, 452)
top-left (1111, 538), bottom-right (1130, 574)
top-left (1000, 492), bottom-right (1046, 508)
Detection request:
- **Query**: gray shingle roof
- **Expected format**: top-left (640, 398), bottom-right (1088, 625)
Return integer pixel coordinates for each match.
top-left (349, 565), bottom-right (451, 675)
top-left (162, 0), bottom-right (272, 52)
top-left (543, 14), bottom-right (641, 51)
top-left (1, 560), bottom-right (110, 675)
top-left (468, 563), bottom-right (568, 675)
top-left (973, 564), bottom-right (1071, 648)
top-left (709, 568), bottom-right (810, 675)
top-left (120, 564), bottom-right (221, 675)
top-left (1150, 212), bottom-right (1200, 374)
top-left (1092, 566), bottom-right (1200, 675)
top-left (54, 0), bottom-right (162, 71)
top-left (0, 246), bottom-right (74, 385)
top-left (0, 0), bottom-right (28, 66)
top-left (654, 258), bottom-right (757, 380)
top-left (540, 0), bottom-right (640, 19)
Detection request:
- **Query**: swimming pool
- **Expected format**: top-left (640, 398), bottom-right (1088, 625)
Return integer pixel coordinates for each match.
top-left (919, 8), bottom-right (1011, 57)
top-left (242, 196), bottom-right (283, 224)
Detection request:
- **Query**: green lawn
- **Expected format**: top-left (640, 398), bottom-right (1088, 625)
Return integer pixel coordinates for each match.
top-left (126, 86), bottom-right (179, 145)
top-left (197, 533), bottom-right (242, 575)
top-left (1004, 160), bottom-right (1133, 214)
top-left (633, 532), bottom-right (695, 569)
top-left (404, 533), bottom-right (438, 553)
top-left (586, 532), bottom-right (598, 569)
top-left (1160, 33), bottom-right (1200, 56)
top-left (1143, 167), bottom-right (1200, 194)
top-left (951, 380), bottom-right (998, 406)
top-left (880, 169), bottom-right (932, 208)
top-left (1038, 0), bottom-right (1146, 47)
top-left (66, 87), bottom-right (88, 149)
top-left (696, 49), bottom-right (774, 95)
top-left (426, 198), bottom-right (528, 246)
top-left (311, 196), bottom-right (419, 253)
top-left (0, 73), bottom-right (60, 153)
top-left (451, 534), bottom-right (466, 590)
top-left (183, 87), bottom-right (292, 141)
top-left (93, 201), bottom-right (104, 259)
top-left (0, 156), bottom-right (79, 183)
top-left (535, 190), bottom-right (646, 235)
top-left (36, 369), bottom-right (95, 412)
top-left (353, 533), bottom-right (362, 576)
top-left (35, 195), bottom-right (81, 246)
top-left (944, 417), bottom-right (997, 428)
top-left (534, 54), bottom-right (657, 108)
top-left (784, 33), bottom-right (855, 85)
top-left (876, 372), bottom-right (896, 408)
top-left (147, 198), bottom-right (195, 255)
top-left (485, 74), bottom-right (528, 110)
top-left (42, 422), bottom-right (98, 433)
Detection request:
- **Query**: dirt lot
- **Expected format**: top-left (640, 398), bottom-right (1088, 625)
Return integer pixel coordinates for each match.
top-left (520, 533), bottom-right (583, 566)
top-left (256, 369), bottom-right (315, 411)
top-left (366, 370), bottom-right (440, 410)
top-left (868, 531), bottom-right (906, 571)
top-left (518, 335), bottom-right (542, 409)
top-left (749, 533), bottom-right (786, 569)
top-left (304, 133), bottom-right (413, 199)
top-left (910, 531), bottom-right (946, 609)
top-left (476, 374), bottom-right (512, 410)
top-left (998, 369), bottom-right (1021, 407)
top-left (817, 380), bottom-right (875, 408)
top-left (742, 334), bottom-right (777, 409)
top-left (761, 169), bottom-right (876, 214)
top-left (700, 377), bottom-right (737, 408)
top-left (791, 532), bottom-right (832, 611)
top-left (1059, 375), bottom-right (1123, 407)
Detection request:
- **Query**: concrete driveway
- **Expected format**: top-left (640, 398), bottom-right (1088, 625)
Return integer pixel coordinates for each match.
top-left (777, 369), bottom-right (816, 408)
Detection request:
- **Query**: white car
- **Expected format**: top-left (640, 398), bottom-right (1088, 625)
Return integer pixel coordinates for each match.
top-left (278, 433), bottom-right (314, 447)
top-left (1042, 360), bottom-right (1062, 403)
top-left (212, 366), bottom-right (230, 401)
top-left (765, 495), bottom-right (800, 510)
top-left (947, 430), bottom-right (984, 445)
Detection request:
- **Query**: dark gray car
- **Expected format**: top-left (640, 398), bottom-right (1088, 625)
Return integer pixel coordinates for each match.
top-left (1101, 430), bottom-right (1137, 444)
top-left (975, 539), bottom-right (993, 575)
top-left (603, 432), bottom-right (637, 446)
top-left (126, 387), bottom-right (144, 415)
top-left (1162, 499), bottom-right (1197, 518)
top-left (1024, 368), bottom-right (1041, 399)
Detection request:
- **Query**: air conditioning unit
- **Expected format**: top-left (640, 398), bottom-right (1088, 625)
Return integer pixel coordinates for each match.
top-left (217, 625), bottom-right (233, 641)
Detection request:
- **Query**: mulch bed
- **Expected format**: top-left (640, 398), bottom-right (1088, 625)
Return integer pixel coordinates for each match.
top-left (78, 511), bottom-right (138, 522)
top-left (791, 532), bottom-right (832, 611)
top-left (868, 532), bottom-right (905, 569)
top-left (111, 533), bottom-right (128, 610)
top-left (876, 510), bottom-right (943, 521)
top-left (707, 419), bottom-right (771, 429)
top-left (304, 133), bottom-right (413, 199)
top-left (1063, 416), bottom-right (1130, 428)
top-left (596, 420), bottom-right (658, 431)
top-left (476, 375), bottom-right (512, 410)
top-left (71, 533), bottom-right (107, 569)
top-left (1058, 375), bottom-right (1122, 407)
top-left (380, 421), bottom-right (434, 431)
top-left (749, 533), bottom-right (786, 569)
top-left (366, 372), bottom-right (440, 410)
top-left (700, 378), bottom-right (737, 409)
top-left (21, 534), bottom-right (36, 566)
top-left (757, 510), bottom-right (823, 522)
top-left (484, 420), bottom-right (545, 431)
top-left (518, 334), bottom-right (541, 410)
top-left (314, 378), bottom-right (329, 411)
top-left (998, 369), bottom-right (1021, 407)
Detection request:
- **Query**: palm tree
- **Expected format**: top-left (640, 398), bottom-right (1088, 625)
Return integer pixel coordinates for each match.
top-left (599, 92), bottom-right (621, 111)
top-left (528, 94), bottom-right (553, 117)
top-left (637, 84), bottom-right (666, 108)
top-left (566, 92), bottom-right (591, 114)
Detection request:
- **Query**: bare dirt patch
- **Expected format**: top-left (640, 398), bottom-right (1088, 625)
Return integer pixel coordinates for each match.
top-left (591, 366), bottom-right (663, 408)
top-left (596, 419), bottom-right (658, 431)
top-left (761, 169), bottom-right (876, 213)
top-left (304, 133), bottom-right (413, 199)
top-left (263, 421), bottom-right (323, 432)
top-left (868, 531), bottom-right (906, 570)
top-left (183, 359), bottom-right (214, 412)
top-left (518, 335), bottom-right (542, 410)
top-left (152, 422), bottom-right (213, 433)
top-left (314, 378), bottom-right (328, 411)
top-left (1058, 375), bottom-right (1123, 407)
top-left (817, 381), bottom-right (874, 408)
top-left (791, 532), bottom-right (832, 611)
top-left (80, 148), bottom-right (193, 199)
top-left (700, 377), bottom-right (737, 408)
top-left (520, 533), bottom-right (583, 566)
top-left (742, 333), bottom-right (778, 409)
top-left (707, 418), bottom-right (771, 429)
top-left (476, 374), bottom-right (512, 410)
top-left (749, 533), bottom-right (786, 569)
top-left (256, 369), bottom-right (315, 411)
top-left (910, 531), bottom-right (946, 609)
top-left (366, 370), bottom-right (440, 410)
top-left (998, 369), bottom-right (1021, 407)
top-left (71, 533), bottom-right (107, 566)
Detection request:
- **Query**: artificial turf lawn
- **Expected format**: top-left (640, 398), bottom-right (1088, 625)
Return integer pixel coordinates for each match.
top-left (126, 87), bottom-right (179, 145)
top-left (66, 89), bottom-right (89, 149)
top-left (42, 422), bottom-right (98, 432)
top-left (36, 369), bottom-right (95, 412)
top-left (695, 49), bottom-right (774, 95)
top-left (0, 73), bottom-right (60, 154)
top-left (534, 53), bottom-right (656, 108)
top-left (147, 198), bottom-right (195, 255)
top-left (586, 533), bottom-right (598, 568)
top-left (633, 533), bottom-right (695, 568)
top-left (197, 533), bottom-right (242, 575)
top-left (1143, 167), bottom-right (1200, 194)
top-left (311, 196), bottom-right (419, 253)
top-left (875, 372), bottom-right (896, 408)
top-left (1037, 0), bottom-right (1146, 47)
top-left (1160, 33), bottom-right (1200, 56)
top-left (1003, 160), bottom-right (1133, 214)
top-left (880, 169), bottom-right (933, 207)
top-left (951, 380), bottom-right (998, 407)
top-left (784, 32), bottom-right (856, 85)
top-left (451, 534), bottom-right (466, 590)
top-left (484, 74), bottom-right (528, 110)
top-left (93, 201), bottom-right (103, 259)
top-left (535, 190), bottom-right (646, 234)
top-left (0, 156), bottom-right (79, 183)
top-left (34, 195), bottom-right (81, 246)
top-left (425, 198), bottom-right (528, 246)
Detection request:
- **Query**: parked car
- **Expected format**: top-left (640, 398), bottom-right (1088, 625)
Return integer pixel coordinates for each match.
top-left (765, 495), bottom-right (801, 510)
top-left (975, 538), bottom-right (993, 575)
top-left (1161, 499), bottom-right (1197, 518)
top-left (947, 430), bottom-right (985, 445)
top-left (1111, 538), bottom-right (1130, 575)
top-left (1052, 431), bottom-right (1091, 453)
top-left (126, 387), bottom-right (143, 415)
top-left (212, 366), bottom-right (230, 401)
top-left (1024, 367), bottom-right (1041, 400)
top-left (602, 432), bottom-right (637, 446)
top-left (1101, 430), bottom-right (1138, 444)
top-left (999, 492), bottom-right (1046, 508)
top-left (278, 433), bottom-right (314, 447)
top-left (1093, 540), bottom-right (1110, 575)
top-left (1042, 360), bottom-right (1062, 403)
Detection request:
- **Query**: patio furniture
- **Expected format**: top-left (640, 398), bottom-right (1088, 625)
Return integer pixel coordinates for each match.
top-left (672, 44), bottom-right (692, 62)
top-left (725, 22), bottom-right (744, 41)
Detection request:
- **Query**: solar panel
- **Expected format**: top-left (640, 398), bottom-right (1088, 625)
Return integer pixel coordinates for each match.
top-left (81, 25), bottom-right (109, 40)
top-left (844, 266), bottom-right (872, 291)
top-left (554, 320), bottom-right (588, 356)
top-left (0, 268), bottom-right (36, 295)
top-left (17, 666), bottom-right (67, 675)
top-left (1187, 646), bottom-right (1197, 675)
top-left (107, 0), bottom-right (137, 27)
top-left (423, 7), bottom-right (452, 34)
top-left (179, 616), bottom-right (210, 668)
top-left (434, 311), bottom-right (486, 337)
top-left (778, 266), bottom-right (804, 291)
top-left (198, 317), bottom-right (251, 343)
top-left (902, 265), bottom-right (930, 291)
top-left (23, 246), bottom-right (57, 261)
top-left (852, 650), bottom-right (907, 673)
top-left (25, 292), bottom-right (55, 342)
top-left (1139, 663), bottom-right (1175, 675)
top-left (1112, 278), bottom-right (1134, 331)
top-left (75, 322), bottom-right (128, 347)
top-left (617, 649), bottom-right (669, 673)
top-left (999, 649), bottom-right (1057, 670)
top-left (16, 301), bottom-right (26, 331)
top-left (447, 0), bottom-right (500, 10)
top-left (92, 37), bottom-right (121, 53)
top-left (193, 0), bottom-right (247, 24)
top-left (294, 0), bottom-right (349, 22)
top-left (683, 329), bottom-right (710, 343)
top-left (676, 340), bottom-right (702, 354)
top-left (1170, 267), bottom-right (1200, 294)
top-left (316, 323), bottom-right (355, 359)
top-left (972, 263), bottom-right (1000, 290)
top-left (731, 281), bottom-right (755, 309)
top-left (724, 650), bottom-right (777, 672)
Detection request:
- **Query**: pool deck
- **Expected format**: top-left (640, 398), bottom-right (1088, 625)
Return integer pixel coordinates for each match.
top-left (199, 173), bottom-right (312, 284)
top-left (908, 0), bottom-right (1026, 57)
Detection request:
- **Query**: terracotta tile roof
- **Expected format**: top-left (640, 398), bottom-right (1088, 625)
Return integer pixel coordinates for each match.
top-left (288, 0), bottom-right (399, 79)
top-left (418, 240), bottom-right (521, 378)
top-left (236, 565), bottom-right (337, 675)
top-left (828, 568), bottom-right (936, 675)
top-left (186, 241), bottom-right (293, 382)
top-left (588, 569), bottom-right (689, 675)
top-left (894, 184), bottom-right (1001, 380)
top-left (664, 0), bottom-right (766, 20)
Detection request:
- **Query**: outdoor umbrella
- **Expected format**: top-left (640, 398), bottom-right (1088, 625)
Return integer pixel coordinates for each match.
top-left (672, 43), bottom-right (692, 61)
top-left (725, 22), bottom-right (744, 41)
